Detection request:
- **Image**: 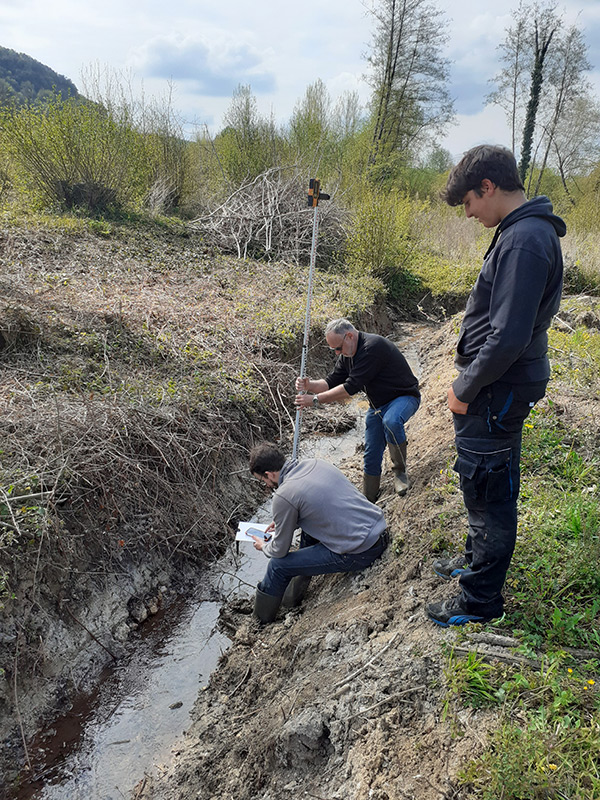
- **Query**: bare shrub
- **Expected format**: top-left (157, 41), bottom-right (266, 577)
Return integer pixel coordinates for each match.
top-left (3, 96), bottom-right (138, 212)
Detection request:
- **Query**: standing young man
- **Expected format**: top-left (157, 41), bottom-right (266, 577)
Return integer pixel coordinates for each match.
top-left (427, 145), bottom-right (565, 627)
top-left (295, 319), bottom-right (420, 501)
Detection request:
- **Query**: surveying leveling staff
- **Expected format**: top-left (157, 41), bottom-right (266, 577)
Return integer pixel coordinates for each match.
top-left (295, 319), bottom-right (420, 502)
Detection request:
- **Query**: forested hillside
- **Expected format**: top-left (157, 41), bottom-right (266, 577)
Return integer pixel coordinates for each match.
top-left (0, 45), bottom-right (78, 105)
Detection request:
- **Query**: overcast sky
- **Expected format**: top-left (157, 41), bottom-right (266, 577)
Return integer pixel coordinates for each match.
top-left (2, 0), bottom-right (600, 160)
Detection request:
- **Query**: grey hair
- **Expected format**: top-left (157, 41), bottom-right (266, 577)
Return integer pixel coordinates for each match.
top-left (325, 319), bottom-right (357, 337)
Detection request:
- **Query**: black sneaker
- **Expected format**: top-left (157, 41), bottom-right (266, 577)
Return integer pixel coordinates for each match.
top-left (433, 554), bottom-right (469, 581)
top-left (426, 594), bottom-right (492, 627)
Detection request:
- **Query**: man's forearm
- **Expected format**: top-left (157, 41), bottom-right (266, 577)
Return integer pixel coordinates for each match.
top-left (315, 384), bottom-right (351, 405)
top-left (305, 378), bottom-right (329, 394)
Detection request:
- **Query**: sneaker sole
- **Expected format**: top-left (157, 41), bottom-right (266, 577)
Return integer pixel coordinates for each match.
top-left (433, 567), bottom-right (467, 581)
top-left (428, 612), bottom-right (485, 627)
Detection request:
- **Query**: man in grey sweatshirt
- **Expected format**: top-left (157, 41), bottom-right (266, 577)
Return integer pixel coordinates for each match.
top-left (427, 144), bottom-right (565, 627)
top-left (249, 442), bottom-right (388, 623)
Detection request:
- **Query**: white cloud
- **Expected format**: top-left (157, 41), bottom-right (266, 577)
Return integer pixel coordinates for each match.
top-left (0, 0), bottom-right (598, 149)
top-left (439, 105), bottom-right (512, 161)
top-left (130, 33), bottom-right (276, 96)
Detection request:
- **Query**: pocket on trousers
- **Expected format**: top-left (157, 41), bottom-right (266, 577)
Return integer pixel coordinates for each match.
top-left (485, 450), bottom-right (512, 502)
top-left (453, 451), bottom-right (479, 501)
top-left (454, 445), bottom-right (512, 503)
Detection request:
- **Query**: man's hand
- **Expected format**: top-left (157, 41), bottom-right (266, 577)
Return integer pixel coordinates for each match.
top-left (295, 392), bottom-right (315, 408)
top-left (251, 522), bottom-right (274, 551)
top-left (296, 377), bottom-right (310, 392)
top-left (447, 386), bottom-right (469, 415)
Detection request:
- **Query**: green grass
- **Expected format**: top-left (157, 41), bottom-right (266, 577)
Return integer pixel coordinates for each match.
top-left (456, 657), bottom-right (600, 799)
top-left (510, 401), bottom-right (600, 651)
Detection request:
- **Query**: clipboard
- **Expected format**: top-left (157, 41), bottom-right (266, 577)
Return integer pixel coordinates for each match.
top-left (235, 521), bottom-right (271, 543)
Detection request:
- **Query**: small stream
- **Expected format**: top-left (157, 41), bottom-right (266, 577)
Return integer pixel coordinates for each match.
top-left (15, 331), bottom-right (422, 800)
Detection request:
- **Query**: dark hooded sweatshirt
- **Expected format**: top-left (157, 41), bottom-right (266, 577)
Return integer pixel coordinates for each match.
top-left (453, 196), bottom-right (566, 404)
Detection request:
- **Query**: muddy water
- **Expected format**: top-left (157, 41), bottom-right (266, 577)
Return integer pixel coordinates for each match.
top-left (17, 329), bottom-right (422, 800)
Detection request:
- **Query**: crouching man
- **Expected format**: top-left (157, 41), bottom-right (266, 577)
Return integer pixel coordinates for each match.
top-left (249, 441), bottom-right (388, 623)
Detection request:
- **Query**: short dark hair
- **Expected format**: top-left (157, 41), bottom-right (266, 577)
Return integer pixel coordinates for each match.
top-left (443, 145), bottom-right (524, 206)
top-left (249, 441), bottom-right (286, 475)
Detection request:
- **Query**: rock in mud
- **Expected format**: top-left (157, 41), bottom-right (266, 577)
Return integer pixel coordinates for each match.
top-left (127, 597), bottom-right (148, 624)
top-left (275, 708), bottom-right (333, 767)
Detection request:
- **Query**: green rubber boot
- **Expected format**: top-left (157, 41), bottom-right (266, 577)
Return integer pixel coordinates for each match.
top-left (281, 576), bottom-right (312, 608)
top-left (388, 442), bottom-right (409, 496)
top-left (253, 586), bottom-right (282, 624)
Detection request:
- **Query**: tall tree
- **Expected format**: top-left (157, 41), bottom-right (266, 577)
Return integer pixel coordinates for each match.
top-left (487, 1), bottom-right (531, 153)
top-left (531, 24), bottom-right (590, 195)
top-left (218, 85), bottom-right (280, 183)
top-left (332, 90), bottom-right (363, 142)
top-left (288, 78), bottom-right (332, 169)
top-left (551, 94), bottom-right (600, 200)
top-left (365, 0), bottom-right (453, 178)
top-left (518, 4), bottom-right (560, 183)
top-left (488, 2), bottom-right (596, 191)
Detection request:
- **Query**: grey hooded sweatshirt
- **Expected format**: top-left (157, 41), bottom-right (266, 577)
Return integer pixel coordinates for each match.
top-left (453, 195), bottom-right (566, 404)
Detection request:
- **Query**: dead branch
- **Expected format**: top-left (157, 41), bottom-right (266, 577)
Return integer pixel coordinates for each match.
top-left (333, 631), bottom-right (401, 693)
top-left (189, 167), bottom-right (346, 265)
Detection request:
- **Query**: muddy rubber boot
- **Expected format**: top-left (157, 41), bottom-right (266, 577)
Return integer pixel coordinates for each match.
top-left (281, 575), bottom-right (312, 608)
top-left (363, 473), bottom-right (381, 503)
top-left (253, 586), bottom-right (282, 624)
top-left (388, 442), bottom-right (409, 496)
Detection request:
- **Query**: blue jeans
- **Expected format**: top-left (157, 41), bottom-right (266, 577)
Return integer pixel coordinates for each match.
top-left (364, 394), bottom-right (420, 475)
top-left (453, 380), bottom-right (547, 617)
top-left (259, 531), bottom-right (387, 598)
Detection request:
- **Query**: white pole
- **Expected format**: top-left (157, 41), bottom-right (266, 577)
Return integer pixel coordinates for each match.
top-left (291, 183), bottom-right (322, 461)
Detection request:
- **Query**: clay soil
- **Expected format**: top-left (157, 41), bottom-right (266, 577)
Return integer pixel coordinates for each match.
top-left (133, 321), bottom-right (520, 800)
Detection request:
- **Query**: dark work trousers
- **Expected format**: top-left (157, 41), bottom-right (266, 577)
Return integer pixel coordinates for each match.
top-left (259, 530), bottom-right (387, 598)
top-left (453, 379), bottom-right (547, 618)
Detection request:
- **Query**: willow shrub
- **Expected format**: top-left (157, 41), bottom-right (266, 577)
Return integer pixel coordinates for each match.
top-left (1, 96), bottom-right (147, 213)
top-left (344, 185), bottom-right (425, 300)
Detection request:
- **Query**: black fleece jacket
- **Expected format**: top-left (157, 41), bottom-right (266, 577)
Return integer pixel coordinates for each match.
top-left (325, 331), bottom-right (419, 409)
top-left (453, 196), bottom-right (566, 404)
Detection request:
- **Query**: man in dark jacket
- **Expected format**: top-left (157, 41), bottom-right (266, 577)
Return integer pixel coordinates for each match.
top-left (427, 144), bottom-right (565, 627)
top-left (249, 442), bottom-right (388, 623)
top-left (295, 319), bottom-right (420, 501)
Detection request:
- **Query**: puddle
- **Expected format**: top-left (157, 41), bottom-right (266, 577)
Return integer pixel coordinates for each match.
top-left (14, 333), bottom-right (421, 800)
